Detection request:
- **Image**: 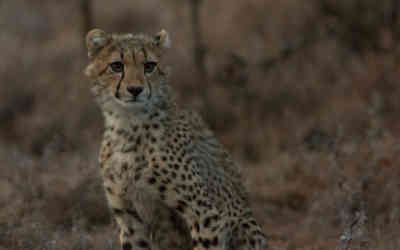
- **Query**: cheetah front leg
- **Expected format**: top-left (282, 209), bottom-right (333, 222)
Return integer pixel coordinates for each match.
top-left (107, 186), bottom-right (193, 250)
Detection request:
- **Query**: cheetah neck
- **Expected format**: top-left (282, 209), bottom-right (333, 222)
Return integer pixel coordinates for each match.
top-left (100, 96), bottom-right (179, 155)
top-left (103, 108), bottom-right (163, 130)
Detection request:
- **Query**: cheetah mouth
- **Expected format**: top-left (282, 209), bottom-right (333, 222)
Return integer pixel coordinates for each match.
top-left (126, 99), bottom-right (138, 103)
top-left (120, 98), bottom-right (144, 104)
top-left (115, 94), bottom-right (146, 104)
top-left (125, 96), bottom-right (139, 102)
top-left (117, 96), bottom-right (150, 106)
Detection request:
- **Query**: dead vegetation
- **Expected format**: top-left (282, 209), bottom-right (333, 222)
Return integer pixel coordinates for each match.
top-left (1, 0), bottom-right (400, 249)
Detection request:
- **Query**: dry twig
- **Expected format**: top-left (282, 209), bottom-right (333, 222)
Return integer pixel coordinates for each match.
top-left (80, 0), bottom-right (93, 38)
top-left (190, 0), bottom-right (207, 79)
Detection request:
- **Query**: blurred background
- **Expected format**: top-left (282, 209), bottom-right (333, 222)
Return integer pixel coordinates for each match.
top-left (1, 0), bottom-right (400, 249)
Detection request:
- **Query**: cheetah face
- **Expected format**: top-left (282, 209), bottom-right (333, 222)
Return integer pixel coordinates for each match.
top-left (84, 29), bottom-right (171, 112)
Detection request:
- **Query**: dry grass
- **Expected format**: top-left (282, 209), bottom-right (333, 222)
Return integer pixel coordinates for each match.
top-left (1, 0), bottom-right (400, 249)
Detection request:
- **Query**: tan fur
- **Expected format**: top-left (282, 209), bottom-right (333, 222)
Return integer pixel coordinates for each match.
top-left (84, 29), bottom-right (267, 250)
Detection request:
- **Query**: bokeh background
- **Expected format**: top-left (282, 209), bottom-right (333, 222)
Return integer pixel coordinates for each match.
top-left (1, 0), bottom-right (400, 249)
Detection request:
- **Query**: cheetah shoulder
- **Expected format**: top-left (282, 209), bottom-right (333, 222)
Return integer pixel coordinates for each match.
top-left (182, 110), bottom-right (242, 181)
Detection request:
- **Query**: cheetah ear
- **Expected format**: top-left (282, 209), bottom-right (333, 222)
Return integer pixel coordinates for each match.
top-left (86, 29), bottom-right (111, 58)
top-left (154, 29), bottom-right (171, 49)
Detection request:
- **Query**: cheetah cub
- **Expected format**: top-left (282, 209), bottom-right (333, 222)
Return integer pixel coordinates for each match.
top-left (84, 29), bottom-right (268, 250)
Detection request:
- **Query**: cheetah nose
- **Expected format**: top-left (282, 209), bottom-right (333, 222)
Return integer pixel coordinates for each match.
top-left (127, 86), bottom-right (143, 98)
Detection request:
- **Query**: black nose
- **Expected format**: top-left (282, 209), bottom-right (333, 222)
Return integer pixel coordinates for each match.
top-left (127, 86), bottom-right (143, 98)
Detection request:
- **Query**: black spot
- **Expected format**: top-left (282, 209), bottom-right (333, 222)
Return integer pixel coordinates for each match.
top-left (106, 187), bottom-right (113, 194)
top-left (136, 136), bottom-right (141, 146)
top-left (136, 240), bottom-right (149, 249)
top-left (152, 123), bottom-right (159, 129)
top-left (128, 227), bottom-right (135, 235)
top-left (126, 209), bottom-right (143, 223)
top-left (108, 173), bottom-right (115, 183)
top-left (212, 214), bottom-right (220, 220)
top-left (159, 185), bottom-right (166, 192)
top-left (194, 221), bottom-right (200, 232)
top-left (177, 200), bottom-right (187, 207)
top-left (148, 177), bottom-right (156, 184)
top-left (212, 236), bottom-right (219, 246)
top-left (211, 226), bottom-right (219, 232)
top-left (202, 238), bottom-right (210, 248)
top-left (250, 239), bottom-right (256, 247)
top-left (122, 242), bottom-right (132, 250)
top-left (176, 205), bottom-right (185, 213)
top-left (134, 173), bottom-right (141, 181)
top-left (162, 178), bottom-right (171, 184)
top-left (122, 162), bottom-right (128, 171)
top-left (203, 217), bottom-right (211, 228)
top-left (171, 171), bottom-right (177, 179)
top-left (249, 220), bottom-right (257, 226)
top-left (113, 208), bottom-right (124, 215)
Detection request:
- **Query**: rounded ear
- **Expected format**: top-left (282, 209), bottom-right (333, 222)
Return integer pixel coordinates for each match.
top-left (86, 29), bottom-right (111, 58)
top-left (154, 29), bottom-right (171, 49)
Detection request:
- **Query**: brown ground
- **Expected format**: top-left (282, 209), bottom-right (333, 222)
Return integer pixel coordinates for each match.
top-left (1, 1), bottom-right (400, 249)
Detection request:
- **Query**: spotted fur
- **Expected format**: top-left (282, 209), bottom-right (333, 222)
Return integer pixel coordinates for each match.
top-left (84, 29), bottom-right (268, 250)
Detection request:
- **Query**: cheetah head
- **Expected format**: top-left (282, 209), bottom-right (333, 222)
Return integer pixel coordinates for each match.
top-left (84, 29), bottom-right (171, 113)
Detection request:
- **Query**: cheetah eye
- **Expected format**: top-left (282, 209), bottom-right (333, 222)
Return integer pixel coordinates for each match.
top-left (144, 62), bottom-right (157, 74)
top-left (110, 61), bottom-right (124, 73)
